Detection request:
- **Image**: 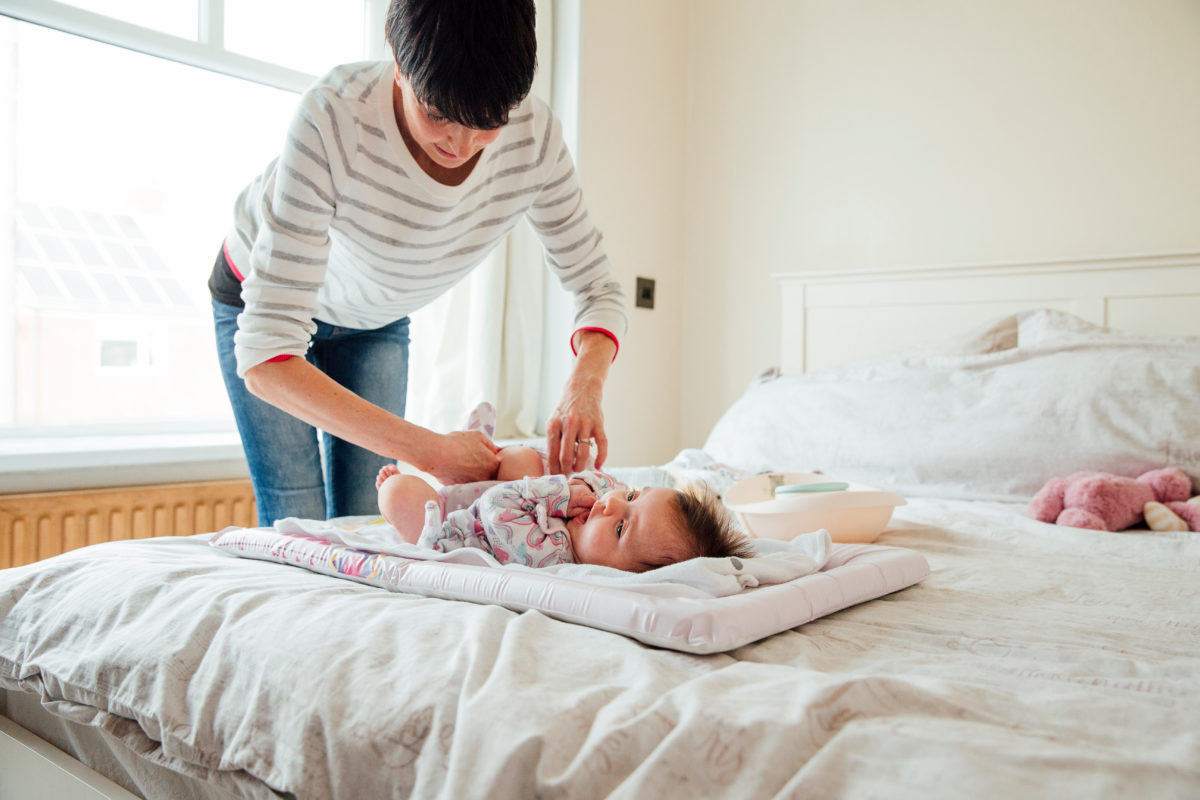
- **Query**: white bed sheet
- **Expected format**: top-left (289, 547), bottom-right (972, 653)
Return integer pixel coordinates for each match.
top-left (2, 497), bottom-right (1198, 799)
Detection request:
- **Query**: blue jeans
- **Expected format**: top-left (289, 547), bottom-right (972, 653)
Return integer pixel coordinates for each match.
top-left (212, 299), bottom-right (410, 526)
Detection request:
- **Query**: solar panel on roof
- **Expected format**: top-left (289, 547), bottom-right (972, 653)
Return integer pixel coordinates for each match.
top-left (16, 202), bottom-right (197, 311)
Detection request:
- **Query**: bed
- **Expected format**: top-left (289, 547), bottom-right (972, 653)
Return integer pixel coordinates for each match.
top-left (3, 253), bottom-right (1200, 799)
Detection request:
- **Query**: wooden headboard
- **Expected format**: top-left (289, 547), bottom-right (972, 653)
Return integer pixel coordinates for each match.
top-left (774, 251), bottom-right (1200, 374)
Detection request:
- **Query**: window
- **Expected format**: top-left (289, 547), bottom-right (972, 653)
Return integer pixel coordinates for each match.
top-left (224, 0), bottom-right (367, 76)
top-left (4, 19), bottom-right (300, 428)
top-left (99, 338), bottom-right (148, 370)
top-left (0, 1), bottom-right (380, 487)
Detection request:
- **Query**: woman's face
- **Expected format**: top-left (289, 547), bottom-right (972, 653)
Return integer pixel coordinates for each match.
top-left (394, 69), bottom-right (503, 169)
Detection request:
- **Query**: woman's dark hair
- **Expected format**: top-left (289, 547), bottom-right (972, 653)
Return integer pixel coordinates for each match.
top-left (386, 0), bottom-right (537, 130)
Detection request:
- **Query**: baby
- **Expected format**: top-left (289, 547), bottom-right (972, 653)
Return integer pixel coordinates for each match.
top-left (375, 467), bottom-right (753, 572)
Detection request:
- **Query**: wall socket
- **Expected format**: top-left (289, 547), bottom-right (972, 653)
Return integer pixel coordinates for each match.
top-left (635, 276), bottom-right (656, 309)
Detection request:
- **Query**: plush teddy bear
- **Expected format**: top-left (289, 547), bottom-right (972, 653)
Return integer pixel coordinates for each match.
top-left (1027, 467), bottom-right (1200, 532)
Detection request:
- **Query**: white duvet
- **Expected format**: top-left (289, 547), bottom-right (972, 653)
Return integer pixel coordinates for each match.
top-left (2, 497), bottom-right (1198, 799)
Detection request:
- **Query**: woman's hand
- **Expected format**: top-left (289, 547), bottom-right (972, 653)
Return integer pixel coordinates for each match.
top-left (546, 331), bottom-right (617, 473)
top-left (546, 382), bottom-right (606, 475)
top-left (243, 358), bottom-right (502, 485)
top-left (425, 430), bottom-right (501, 485)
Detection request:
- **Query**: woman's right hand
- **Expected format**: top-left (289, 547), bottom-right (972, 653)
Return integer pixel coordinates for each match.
top-left (241, 358), bottom-right (501, 485)
top-left (424, 430), bottom-right (501, 485)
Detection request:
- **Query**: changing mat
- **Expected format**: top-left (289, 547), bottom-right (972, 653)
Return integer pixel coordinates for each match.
top-left (209, 519), bottom-right (929, 653)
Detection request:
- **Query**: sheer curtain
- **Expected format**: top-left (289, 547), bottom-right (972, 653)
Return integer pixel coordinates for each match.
top-left (405, 0), bottom-right (557, 439)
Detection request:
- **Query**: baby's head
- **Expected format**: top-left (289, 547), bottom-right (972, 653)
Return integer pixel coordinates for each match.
top-left (567, 483), bottom-right (753, 572)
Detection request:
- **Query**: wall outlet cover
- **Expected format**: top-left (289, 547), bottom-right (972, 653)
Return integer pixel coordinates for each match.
top-left (636, 276), bottom-right (655, 309)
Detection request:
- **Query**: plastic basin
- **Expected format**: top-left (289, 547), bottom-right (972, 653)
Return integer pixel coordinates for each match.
top-left (724, 472), bottom-right (906, 544)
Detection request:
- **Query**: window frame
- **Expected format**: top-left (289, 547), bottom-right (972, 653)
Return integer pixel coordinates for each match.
top-left (1, 0), bottom-right (389, 92)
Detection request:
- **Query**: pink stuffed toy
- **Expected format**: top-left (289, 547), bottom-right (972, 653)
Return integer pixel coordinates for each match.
top-left (1028, 467), bottom-right (1200, 532)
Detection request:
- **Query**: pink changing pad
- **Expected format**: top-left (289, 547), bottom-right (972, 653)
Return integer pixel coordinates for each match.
top-left (209, 527), bottom-right (929, 654)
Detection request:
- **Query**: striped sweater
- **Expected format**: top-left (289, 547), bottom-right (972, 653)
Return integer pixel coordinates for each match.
top-left (226, 61), bottom-right (628, 377)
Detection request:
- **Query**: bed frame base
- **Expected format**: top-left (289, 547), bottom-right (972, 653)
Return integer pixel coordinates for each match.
top-left (0, 715), bottom-right (139, 800)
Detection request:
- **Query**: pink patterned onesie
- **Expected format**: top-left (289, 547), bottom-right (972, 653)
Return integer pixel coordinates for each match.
top-left (418, 470), bottom-right (623, 567)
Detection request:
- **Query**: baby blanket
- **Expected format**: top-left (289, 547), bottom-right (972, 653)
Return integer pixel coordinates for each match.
top-left (210, 518), bottom-right (928, 653)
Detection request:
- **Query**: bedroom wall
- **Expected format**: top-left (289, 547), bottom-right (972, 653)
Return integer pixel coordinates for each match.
top-left (678, 0), bottom-right (1200, 447)
top-left (569, 0), bottom-right (688, 467)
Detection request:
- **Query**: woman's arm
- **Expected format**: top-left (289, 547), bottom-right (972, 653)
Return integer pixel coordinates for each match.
top-left (525, 107), bottom-right (629, 474)
top-left (243, 357), bottom-right (499, 484)
top-left (545, 330), bottom-right (617, 474)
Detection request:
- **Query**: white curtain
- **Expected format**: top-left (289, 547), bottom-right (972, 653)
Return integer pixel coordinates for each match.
top-left (405, 0), bottom-right (556, 439)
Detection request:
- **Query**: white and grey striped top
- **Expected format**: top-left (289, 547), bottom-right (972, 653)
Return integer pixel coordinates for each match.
top-left (226, 61), bottom-right (628, 377)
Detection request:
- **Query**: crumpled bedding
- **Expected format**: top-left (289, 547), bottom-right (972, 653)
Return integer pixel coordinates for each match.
top-left (2, 497), bottom-right (1199, 799)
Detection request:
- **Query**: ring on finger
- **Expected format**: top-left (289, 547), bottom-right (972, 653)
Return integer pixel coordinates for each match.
top-left (576, 438), bottom-right (594, 447)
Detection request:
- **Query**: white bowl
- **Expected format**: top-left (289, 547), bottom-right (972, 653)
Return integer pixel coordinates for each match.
top-left (724, 472), bottom-right (906, 544)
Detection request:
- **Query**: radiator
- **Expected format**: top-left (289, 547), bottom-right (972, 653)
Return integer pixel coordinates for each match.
top-left (0, 480), bottom-right (257, 569)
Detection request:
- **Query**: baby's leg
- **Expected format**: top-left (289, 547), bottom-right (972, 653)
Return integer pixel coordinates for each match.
top-left (496, 446), bottom-right (546, 481)
top-left (376, 471), bottom-right (439, 543)
top-left (465, 401), bottom-right (496, 438)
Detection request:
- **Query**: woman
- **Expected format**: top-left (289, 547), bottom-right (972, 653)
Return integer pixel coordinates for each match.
top-left (209, 0), bottom-right (627, 525)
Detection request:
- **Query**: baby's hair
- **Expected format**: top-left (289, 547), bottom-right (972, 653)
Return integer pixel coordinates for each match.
top-left (668, 483), bottom-right (755, 562)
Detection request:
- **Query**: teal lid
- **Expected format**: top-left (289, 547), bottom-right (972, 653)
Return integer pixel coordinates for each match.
top-left (774, 482), bottom-right (850, 495)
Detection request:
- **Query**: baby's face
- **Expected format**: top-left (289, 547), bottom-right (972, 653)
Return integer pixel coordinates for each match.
top-left (567, 487), bottom-right (687, 571)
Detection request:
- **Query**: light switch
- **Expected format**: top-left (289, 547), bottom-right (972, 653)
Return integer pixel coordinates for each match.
top-left (636, 276), bottom-right (655, 309)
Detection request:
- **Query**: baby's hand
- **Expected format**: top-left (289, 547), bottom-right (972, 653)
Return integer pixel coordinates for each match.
top-left (567, 478), bottom-right (596, 519)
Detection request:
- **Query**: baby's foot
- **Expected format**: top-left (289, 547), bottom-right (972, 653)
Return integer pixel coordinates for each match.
top-left (466, 401), bottom-right (496, 438)
top-left (376, 463), bottom-right (401, 489)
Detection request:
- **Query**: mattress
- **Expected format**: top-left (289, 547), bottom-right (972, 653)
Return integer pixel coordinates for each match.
top-left (2, 496), bottom-right (1198, 799)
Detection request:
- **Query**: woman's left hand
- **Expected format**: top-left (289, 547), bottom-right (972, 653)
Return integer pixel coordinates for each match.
top-left (546, 332), bottom-right (616, 473)
top-left (546, 378), bottom-right (606, 474)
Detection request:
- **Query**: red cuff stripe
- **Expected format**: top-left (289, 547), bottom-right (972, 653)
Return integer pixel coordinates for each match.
top-left (571, 327), bottom-right (620, 360)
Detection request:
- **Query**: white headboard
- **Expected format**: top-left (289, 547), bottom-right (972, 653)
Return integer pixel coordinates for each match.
top-left (774, 251), bottom-right (1200, 374)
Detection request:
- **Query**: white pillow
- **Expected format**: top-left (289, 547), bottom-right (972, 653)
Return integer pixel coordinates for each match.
top-left (703, 310), bottom-right (1200, 501)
